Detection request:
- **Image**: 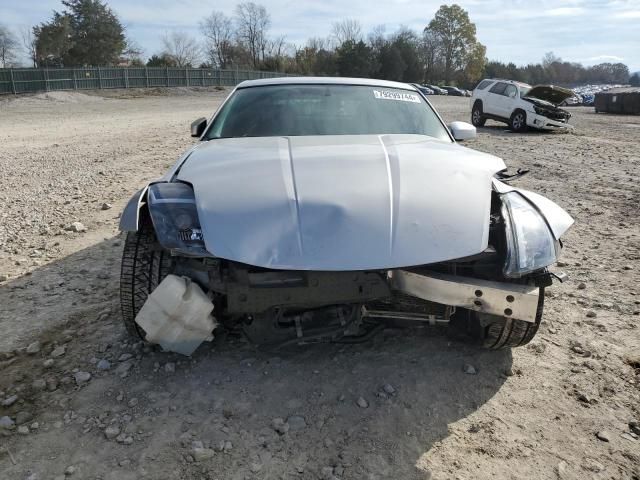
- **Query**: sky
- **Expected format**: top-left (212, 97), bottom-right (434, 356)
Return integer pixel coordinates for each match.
top-left (1, 0), bottom-right (639, 71)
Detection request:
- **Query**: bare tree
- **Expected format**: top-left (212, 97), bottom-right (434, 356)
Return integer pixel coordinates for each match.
top-left (122, 37), bottom-right (144, 65)
top-left (331, 19), bottom-right (363, 45)
top-left (306, 37), bottom-right (329, 51)
top-left (21, 26), bottom-right (38, 67)
top-left (267, 35), bottom-right (286, 59)
top-left (542, 51), bottom-right (561, 68)
top-left (262, 35), bottom-right (289, 71)
top-left (234, 2), bottom-right (270, 68)
top-left (0, 24), bottom-right (19, 68)
top-left (368, 25), bottom-right (386, 44)
top-left (200, 11), bottom-right (234, 68)
top-left (367, 24), bottom-right (386, 54)
top-left (161, 31), bottom-right (201, 67)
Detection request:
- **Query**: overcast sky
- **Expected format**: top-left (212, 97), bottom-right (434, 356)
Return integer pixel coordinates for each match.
top-left (1, 0), bottom-right (639, 71)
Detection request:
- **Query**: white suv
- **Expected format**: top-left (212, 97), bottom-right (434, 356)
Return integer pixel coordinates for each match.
top-left (471, 79), bottom-right (573, 132)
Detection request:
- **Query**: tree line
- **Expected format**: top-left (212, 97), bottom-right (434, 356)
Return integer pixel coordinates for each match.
top-left (0, 0), bottom-right (636, 89)
top-left (153, 3), bottom-right (487, 87)
top-left (486, 52), bottom-right (631, 87)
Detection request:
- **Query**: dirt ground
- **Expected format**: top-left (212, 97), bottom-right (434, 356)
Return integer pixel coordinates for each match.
top-left (0, 88), bottom-right (638, 480)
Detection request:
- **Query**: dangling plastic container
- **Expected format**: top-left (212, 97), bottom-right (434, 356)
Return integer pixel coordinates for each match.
top-left (135, 275), bottom-right (217, 356)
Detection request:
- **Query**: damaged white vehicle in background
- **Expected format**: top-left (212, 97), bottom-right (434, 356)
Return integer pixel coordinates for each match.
top-left (119, 77), bottom-right (573, 355)
top-left (471, 78), bottom-right (574, 132)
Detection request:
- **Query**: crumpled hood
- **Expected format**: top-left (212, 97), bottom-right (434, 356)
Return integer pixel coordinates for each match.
top-left (524, 85), bottom-right (574, 106)
top-left (176, 134), bottom-right (506, 270)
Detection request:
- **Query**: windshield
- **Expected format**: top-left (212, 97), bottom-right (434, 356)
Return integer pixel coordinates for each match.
top-left (205, 84), bottom-right (451, 141)
top-left (519, 86), bottom-right (532, 97)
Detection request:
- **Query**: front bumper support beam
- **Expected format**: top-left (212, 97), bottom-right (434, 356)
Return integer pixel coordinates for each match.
top-left (390, 270), bottom-right (540, 323)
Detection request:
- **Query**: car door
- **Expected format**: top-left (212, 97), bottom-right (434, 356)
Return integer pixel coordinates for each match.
top-left (501, 84), bottom-right (518, 117)
top-left (485, 82), bottom-right (508, 117)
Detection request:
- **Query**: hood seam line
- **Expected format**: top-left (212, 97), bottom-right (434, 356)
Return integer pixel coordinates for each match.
top-left (285, 137), bottom-right (305, 256)
top-left (378, 135), bottom-right (395, 255)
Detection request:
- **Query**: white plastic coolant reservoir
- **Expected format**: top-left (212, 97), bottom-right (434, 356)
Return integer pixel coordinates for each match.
top-left (135, 275), bottom-right (217, 356)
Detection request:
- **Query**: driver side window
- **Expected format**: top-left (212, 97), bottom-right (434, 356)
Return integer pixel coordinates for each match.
top-left (489, 82), bottom-right (507, 95)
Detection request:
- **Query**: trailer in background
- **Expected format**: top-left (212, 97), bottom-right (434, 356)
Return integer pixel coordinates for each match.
top-left (594, 87), bottom-right (640, 115)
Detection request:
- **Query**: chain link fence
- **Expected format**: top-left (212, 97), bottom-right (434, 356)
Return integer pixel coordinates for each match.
top-left (0, 67), bottom-right (290, 95)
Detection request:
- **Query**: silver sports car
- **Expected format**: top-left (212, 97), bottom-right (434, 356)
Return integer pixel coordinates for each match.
top-left (119, 77), bottom-right (573, 350)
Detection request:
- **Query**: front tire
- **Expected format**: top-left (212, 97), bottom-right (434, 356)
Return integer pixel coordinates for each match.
top-left (471, 102), bottom-right (486, 127)
top-left (509, 110), bottom-right (527, 132)
top-left (449, 287), bottom-right (544, 349)
top-left (120, 225), bottom-right (172, 340)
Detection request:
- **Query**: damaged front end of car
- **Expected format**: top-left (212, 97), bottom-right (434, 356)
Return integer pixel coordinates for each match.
top-left (523, 85), bottom-right (573, 127)
top-left (527, 98), bottom-right (571, 125)
top-left (120, 174), bottom-right (572, 351)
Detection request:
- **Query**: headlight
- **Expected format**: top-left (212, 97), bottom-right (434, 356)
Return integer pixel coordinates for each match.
top-left (501, 192), bottom-right (558, 278)
top-left (533, 105), bottom-right (547, 115)
top-left (147, 182), bottom-right (211, 257)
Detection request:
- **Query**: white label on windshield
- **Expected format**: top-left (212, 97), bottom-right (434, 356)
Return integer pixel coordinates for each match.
top-left (373, 89), bottom-right (420, 103)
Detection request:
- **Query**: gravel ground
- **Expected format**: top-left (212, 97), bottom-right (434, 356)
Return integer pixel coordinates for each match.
top-left (0, 89), bottom-right (638, 480)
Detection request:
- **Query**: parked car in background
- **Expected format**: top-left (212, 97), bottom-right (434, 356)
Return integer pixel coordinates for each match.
top-left (441, 86), bottom-right (466, 96)
top-left (119, 77), bottom-right (573, 351)
top-left (581, 94), bottom-right (595, 106)
top-left (426, 84), bottom-right (448, 95)
top-left (560, 95), bottom-right (582, 106)
top-left (573, 84), bottom-right (625, 99)
top-left (411, 83), bottom-right (435, 95)
top-left (572, 84), bottom-right (627, 107)
top-left (471, 78), bottom-right (573, 132)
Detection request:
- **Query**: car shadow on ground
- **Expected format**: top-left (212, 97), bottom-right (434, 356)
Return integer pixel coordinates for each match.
top-left (0, 237), bottom-right (512, 480)
top-left (477, 123), bottom-right (567, 137)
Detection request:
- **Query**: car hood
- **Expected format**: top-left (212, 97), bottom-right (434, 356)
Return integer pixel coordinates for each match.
top-left (176, 134), bottom-right (506, 270)
top-left (524, 85), bottom-right (574, 106)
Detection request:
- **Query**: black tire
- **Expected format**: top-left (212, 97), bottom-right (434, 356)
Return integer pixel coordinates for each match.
top-left (471, 102), bottom-right (486, 127)
top-left (449, 287), bottom-right (544, 350)
top-left (120, 225), bottom-right (173, 340)
top-left (509, 109), bottom-right (527, 132)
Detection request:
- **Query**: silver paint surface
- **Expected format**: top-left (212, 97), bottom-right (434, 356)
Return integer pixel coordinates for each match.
top-left (176, 134), bottom-right (507, 270)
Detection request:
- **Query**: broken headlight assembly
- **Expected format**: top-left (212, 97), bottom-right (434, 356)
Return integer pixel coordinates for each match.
top-left (533, 105), bottom-right (550, 116)
top-left (147, 182), bottom-right (211, 257)
top-left (500, 192), bottom-right (559, 278)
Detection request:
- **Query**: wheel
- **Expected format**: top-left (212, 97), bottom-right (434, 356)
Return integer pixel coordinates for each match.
top-left (471, 102), bottom-right (486, 127)
top-left (449, 287), bottom-right (544, 349)
top-left (120, 224), bottom-right (173, 340)
top-left (509, 110), bottom-right (527, 132)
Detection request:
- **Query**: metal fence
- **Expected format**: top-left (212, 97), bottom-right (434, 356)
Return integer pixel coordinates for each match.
top-left (0, 67), bottom-right (290, 95)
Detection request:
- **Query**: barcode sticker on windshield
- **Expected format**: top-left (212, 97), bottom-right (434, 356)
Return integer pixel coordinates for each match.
top-left (373, 90), bottom-right (420, 103)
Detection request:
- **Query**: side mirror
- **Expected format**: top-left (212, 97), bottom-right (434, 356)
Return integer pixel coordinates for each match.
top-left (191, 117), bottom-right (207, 138)
top-left (448, 121), bottom-right (476, 141)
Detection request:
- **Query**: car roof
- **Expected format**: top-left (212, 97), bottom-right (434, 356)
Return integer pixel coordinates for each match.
top-left (237, 76), bottom-right (417, 91)
top-left (482, 78), bottom-right (532, 89)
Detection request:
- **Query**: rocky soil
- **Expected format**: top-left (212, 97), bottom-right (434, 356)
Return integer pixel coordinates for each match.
top-left (0, 90), bottom-right (638, 480)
